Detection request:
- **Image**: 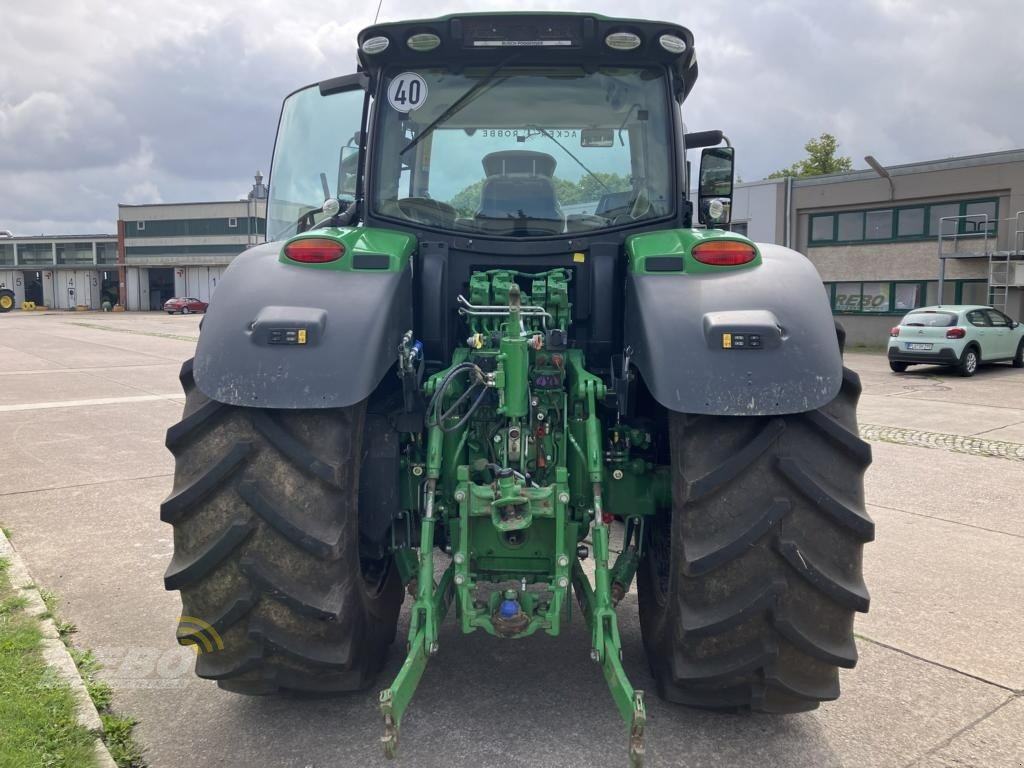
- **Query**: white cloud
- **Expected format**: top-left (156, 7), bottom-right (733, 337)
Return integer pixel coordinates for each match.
top-left (0, 0), bottom-right (1022, 234)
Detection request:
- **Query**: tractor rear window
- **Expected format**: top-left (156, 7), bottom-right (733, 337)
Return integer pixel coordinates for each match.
top-left (901, 311), bottom-right (957, 327)
top-left (371, 66), bottom-right (674, 238)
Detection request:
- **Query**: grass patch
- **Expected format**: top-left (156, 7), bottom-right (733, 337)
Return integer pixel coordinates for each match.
top-left (40, 587), bottom-right (77, 639)
top-left (2, 527), bottom-right (12, 540)
top-left (49, 601), bottom-right (147, 767)
top-left (0, 593), bottom-right (29, 616)
top-left (0, 538), bottom-right (146, 767)
top-left (0, 556), bottom-right (99, 768)
top-left (101, 714), bottom-right (147, 768)
top-left (70, 649), bottom-right (114, 712)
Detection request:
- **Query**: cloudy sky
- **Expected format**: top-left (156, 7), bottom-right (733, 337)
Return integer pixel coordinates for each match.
top-left (2, 0), bottom-right (1022, 235)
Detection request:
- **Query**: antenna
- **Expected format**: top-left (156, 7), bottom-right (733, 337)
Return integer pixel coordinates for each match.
top-left (374, 0), bottom-right (384, 24)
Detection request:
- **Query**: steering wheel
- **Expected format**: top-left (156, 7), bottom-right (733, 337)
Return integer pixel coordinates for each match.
top-left (397, 197), bottom-right (457, 227)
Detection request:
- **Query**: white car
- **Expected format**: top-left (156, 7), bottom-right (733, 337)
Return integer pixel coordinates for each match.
top-left (887, 305), bottom-right (1024, 376)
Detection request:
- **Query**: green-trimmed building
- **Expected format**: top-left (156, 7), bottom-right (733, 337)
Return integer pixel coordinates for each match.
top-left (789, 149), bottom-right (1024, 343)
top-left (0, 234), bottom-right (119, 309)
top-left (117, 173), bottom-right (267, 310)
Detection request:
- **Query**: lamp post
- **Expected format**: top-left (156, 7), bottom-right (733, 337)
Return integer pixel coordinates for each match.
top-left (864, 155), bottom-right (894, 201)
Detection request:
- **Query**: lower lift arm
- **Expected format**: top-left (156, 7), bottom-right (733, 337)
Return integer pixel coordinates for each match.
top-left (379, 285), bottom-right (647, 765)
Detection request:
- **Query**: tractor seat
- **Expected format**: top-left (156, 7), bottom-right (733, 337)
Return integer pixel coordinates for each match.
top-left (475, 151), bottom-right (563, 235)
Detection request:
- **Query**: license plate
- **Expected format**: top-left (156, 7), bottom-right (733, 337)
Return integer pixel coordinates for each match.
top-left (906, 343), bottom-right (933, 350)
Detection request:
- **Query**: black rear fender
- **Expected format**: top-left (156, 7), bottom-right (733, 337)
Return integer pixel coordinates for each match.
top-left (193, 241), bottom-right (411, 409)
top-left (624, 243), bottom-right (842, 416)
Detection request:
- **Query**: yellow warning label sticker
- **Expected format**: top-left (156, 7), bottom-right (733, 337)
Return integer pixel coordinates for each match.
top-left (722, 333), bottom-right (732, 349)
top-left (572, 252), bottom-right (586, 263)
top-left (297, 329), bottom-right (308, 345)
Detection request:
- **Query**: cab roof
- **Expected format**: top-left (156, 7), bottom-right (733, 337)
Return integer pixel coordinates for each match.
top-left (356, 13), bottom-right (698, 102)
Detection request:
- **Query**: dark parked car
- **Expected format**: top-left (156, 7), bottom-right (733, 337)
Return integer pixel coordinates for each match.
top-left (163, 297), bottom-right (208, 315)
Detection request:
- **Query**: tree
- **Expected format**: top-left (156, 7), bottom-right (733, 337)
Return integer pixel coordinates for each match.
top-left (446, 173), bottom-right (633, 216)
top-left (767, 133), bottom-right (853, 179)
top-left (449, 180), bottom-right (486, 217)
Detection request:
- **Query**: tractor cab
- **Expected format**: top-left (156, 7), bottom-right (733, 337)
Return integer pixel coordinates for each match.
top-left (266, 14), bottom-right (721, 245)
top-left (266, 14), bottom-right (739, 369)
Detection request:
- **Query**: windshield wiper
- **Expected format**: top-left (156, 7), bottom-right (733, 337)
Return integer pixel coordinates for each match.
top-left (400, 53), bottom-right (520, 157)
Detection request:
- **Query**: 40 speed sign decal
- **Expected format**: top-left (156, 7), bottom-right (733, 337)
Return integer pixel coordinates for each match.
top-left (388, 73), bottom-right (428, 112)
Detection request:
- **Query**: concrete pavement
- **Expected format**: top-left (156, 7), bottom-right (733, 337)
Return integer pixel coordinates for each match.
top-left (0, 312), bottom-right (1021, 768)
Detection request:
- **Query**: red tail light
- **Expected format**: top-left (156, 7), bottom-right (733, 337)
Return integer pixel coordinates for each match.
top-left (692, 240), bottom-right (757, 266)
top-left (890, 326), bottom-right (900, 337)
top-left (946, 327), bottom-right (966, 339)
top-left (284, 238), bottom-right (345, 263)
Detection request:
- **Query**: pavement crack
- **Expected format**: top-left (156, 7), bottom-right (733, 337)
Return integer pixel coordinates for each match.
top-left (899, 694), bottom-right (1018, 768)
top-left (856, 634), bottom-right (1017, 693)
top-left (970, 419), bottom-right (1024, 437)
top-left (867, 501), bottom-right (1024, 540)
top-left (0, 473), bottom-right (174, 499)
top-left (62, 320), bottom-right (199, 343)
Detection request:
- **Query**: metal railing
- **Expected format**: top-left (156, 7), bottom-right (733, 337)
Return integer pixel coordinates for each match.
top-left (936, 211), bottom-right (1024, 310)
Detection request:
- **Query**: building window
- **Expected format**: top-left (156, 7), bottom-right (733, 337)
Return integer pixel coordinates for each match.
top-left (964, 201), bottom-right (997, 234)
top-left (826, 280), bottom-right (927, 314)
top-left (809, 198), bottom-right (1000, 246)
top-left (16, 243), bottom-right (55, 266)
top-left (810, 215), bottom-right (834, 243)
top-left (833, 282), bottom-right (864, 312)
top-left (56, 243), bottom-right (94, 265)
top-left (228, 218), bottom-right (238, 228)
top-left (96, 243), bottom-right (118, 264)
top-left (897, 207), bottom-right (925, 237)
top-left (958, 280), bottom-right (989, 305)
top-left (828, 279), bottom-right (989, 314)
top-left (136, 221), bottom-right (146, 231)
top-left (928, 203), bottom-right (959, 236)
top-left (837, 212), bottom-right (864, 241)
top-left (894, 283), bottom-right (920, 310)
top-left (866, 209), bottom-right (893, 240)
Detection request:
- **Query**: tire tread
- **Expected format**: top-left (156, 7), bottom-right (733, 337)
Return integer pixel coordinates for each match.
top-left (163, 358), bottom-right (402, 695)
top-left (638, 366), bottom-right (871, 713)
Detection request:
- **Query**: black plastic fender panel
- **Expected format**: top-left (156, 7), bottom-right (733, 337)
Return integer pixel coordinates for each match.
top-left (624, 243), bottom-right (842, 415)
top-left (194, 241), bottom-right (411, 409)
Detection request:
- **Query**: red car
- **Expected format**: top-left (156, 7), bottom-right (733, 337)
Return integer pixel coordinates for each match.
top-left (163, 297), bottom-right (208, 315)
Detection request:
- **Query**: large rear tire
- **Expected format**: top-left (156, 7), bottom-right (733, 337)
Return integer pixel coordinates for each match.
top-left (637, 367), bottom-right (873, 713)
top-left (0, 289), bottom-right (14, 313)
top-left (162, 359), bottom-right (403, 694)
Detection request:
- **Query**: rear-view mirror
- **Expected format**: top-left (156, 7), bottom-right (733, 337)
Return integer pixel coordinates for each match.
top-left (581, 129), bottom-right (614, 148)
top-left (698, 146), bottom-right (735, 227)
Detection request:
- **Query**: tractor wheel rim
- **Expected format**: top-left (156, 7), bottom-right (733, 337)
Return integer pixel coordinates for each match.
top-left (0, 296), bottom-right (11, 309)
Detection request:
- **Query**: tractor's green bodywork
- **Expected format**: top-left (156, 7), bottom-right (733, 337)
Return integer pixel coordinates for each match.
top-left (181, 12), bottom-right (860, 766)
top-left (379, 264), bottom-right (677, 760)
top-left (282, 228), bottom-right (762, 761)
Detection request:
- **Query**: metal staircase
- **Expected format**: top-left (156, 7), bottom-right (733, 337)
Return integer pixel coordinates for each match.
top-left (937, 210), bottom-right (1024, 312)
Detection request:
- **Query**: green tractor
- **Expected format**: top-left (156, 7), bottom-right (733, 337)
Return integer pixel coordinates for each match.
top-left (162, 13), bottom-right (873, 764)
